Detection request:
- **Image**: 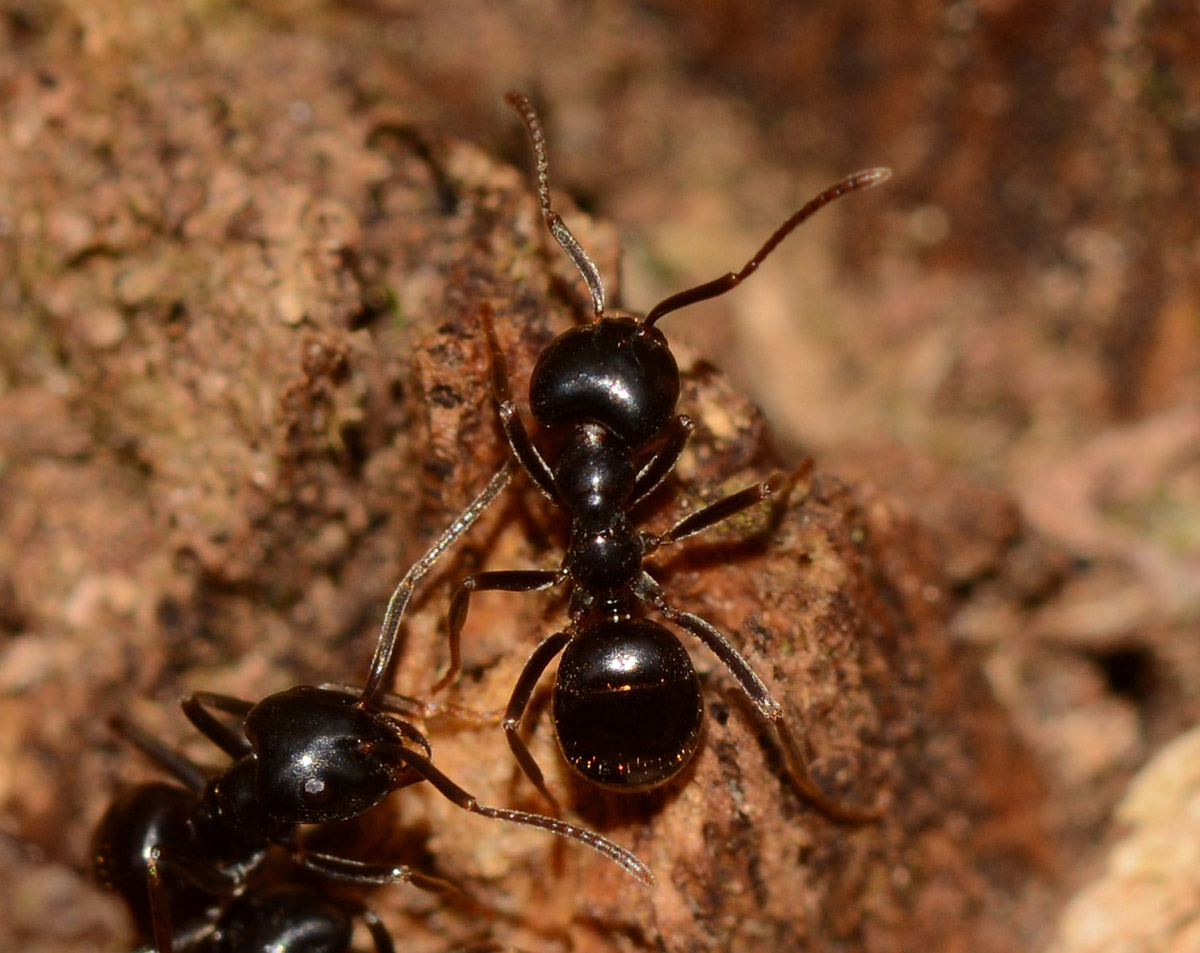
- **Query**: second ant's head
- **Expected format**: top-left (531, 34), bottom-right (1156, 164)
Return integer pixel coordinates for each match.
top-left (244, 687), bottom-right (410, 825)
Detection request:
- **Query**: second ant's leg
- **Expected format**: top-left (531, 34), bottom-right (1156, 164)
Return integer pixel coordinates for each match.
top-left (323, 684), bottom-right (504, 727)
top-left (298, 848), bottom-right (461, 895)
top-left (382, 742), bottom-right (654, 886)
top-left (432, 569), bottom-right (564, 693)
top-left (359, 907), bottom-right (397, 953)
top-left (502, 629), bottom-right (573, 812)
top-left (145, 846), bottom-right (175, 953)
top-left (181, 692), bottom-right (256, 759)
top-left (109, 716), bottom-right (209, 792)
top-left (633, 573), bottom-right (879, 823)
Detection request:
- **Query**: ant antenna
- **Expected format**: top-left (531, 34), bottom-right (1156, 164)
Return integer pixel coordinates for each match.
top-left (505, 91), bottom-right (607, 319)
top-left (643, 167), bottom-right (892, 327)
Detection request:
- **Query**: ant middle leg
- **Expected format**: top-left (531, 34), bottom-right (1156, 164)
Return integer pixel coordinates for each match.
top-left (432, 569), bottom-right (565, 693)
top-left (632, 573), bottom-right (879, 823)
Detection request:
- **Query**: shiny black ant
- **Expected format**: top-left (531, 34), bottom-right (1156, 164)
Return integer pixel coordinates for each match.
top-left (91, 710), bottom-right (404, 953)
top-left (94, 682), bottom-right (649, 948)
top-left (418, 93), bottom-right (889, 819)
top-left (94, 467), bottom-right (651, 950)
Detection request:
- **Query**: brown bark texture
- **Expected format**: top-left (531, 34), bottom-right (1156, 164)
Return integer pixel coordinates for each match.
top-left (2, 2), bottom-right (1197, 953)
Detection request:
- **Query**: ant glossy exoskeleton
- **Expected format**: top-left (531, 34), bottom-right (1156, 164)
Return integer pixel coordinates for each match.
top-left (94, 468), bottom-right (652, 950)
top-left (95, 681), bottom-right (649, 948)
top-left (413, 93), bottom-right (889, 819)
top-left (91, 711), bottom-right (403, 953)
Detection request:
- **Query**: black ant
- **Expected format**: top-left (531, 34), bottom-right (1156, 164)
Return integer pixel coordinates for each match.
top-left (412, 93), bottom-right (889, 819)
top-left (94, 467), bottom-right (651, 950)
top-left (91, 709), bottom-right (403, 953)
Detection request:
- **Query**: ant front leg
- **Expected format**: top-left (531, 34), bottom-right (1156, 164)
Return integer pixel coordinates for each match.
top-left (297, 848), bottom-right (462, 897)
top-left (633, 573), bottom-right (880, 823)
top-left (629, 414), bottom-right (694, 506)
top-left (432, 569), bottom-right (564, 693)
top-left (481, 303), bottom-right (558, 501)
top-left (321, 684), bottom-right (505, 727)
top-left (362, 462), bottom-right (514, 706)
top-left (642, 469), bottom-right (796, 556)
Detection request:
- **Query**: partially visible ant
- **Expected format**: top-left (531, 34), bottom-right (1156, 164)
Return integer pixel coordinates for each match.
top-left (94, 467), bottom-right (651, 951)
top-left (410, 93), bottom-right (890, 819)
top-left (92, 711), bottom-right (403, 953)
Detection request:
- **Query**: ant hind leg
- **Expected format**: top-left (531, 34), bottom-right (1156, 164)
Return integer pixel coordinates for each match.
top-left (500, 630), bottom-right (573, 812)
top-left (633, 573), bottom-right (880, 823)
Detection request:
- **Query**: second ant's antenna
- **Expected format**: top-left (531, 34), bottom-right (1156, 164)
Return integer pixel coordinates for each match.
top-left (505, 91), bottom-right (607, 319)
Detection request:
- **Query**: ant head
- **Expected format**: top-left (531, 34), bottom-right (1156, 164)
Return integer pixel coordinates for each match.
top-left (507, 91), bottom-right (889, 446)
top-left (243, 687), bottom-right (404, 825)
top-left (529, 317), bottom-right (679, 448)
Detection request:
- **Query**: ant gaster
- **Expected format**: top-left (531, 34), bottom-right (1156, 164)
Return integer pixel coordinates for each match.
top-left (94, 468), bottom-right (651, 950)
top-left (423, 93), bottom-right (889, 818)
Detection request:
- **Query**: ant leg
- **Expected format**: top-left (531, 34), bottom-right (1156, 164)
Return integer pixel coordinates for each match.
top-left (298, 848), bottom-right (462, 896)
top-left (139, 843), bottom-right (233, 946)
top-left (359, 907), bottom-right (397, 953)
top-left (633, 573), bottom-right (879, 823)
top-left (181, 692), bottom-right (255, 759)
top-left (380, 741), bottom-right (654, 886)
top-left (323, 684), bottom-right (504, 726)
top-left (145, 846), bottom-right (176, 953)
top-left (502, 630), bottom-right (572, 811)
top-left (629, 415), bottom-right (694, 506)
top-left (481, 304), bottom-right (558, 501)
top-left (643, 471), bottom-right (795, 556)
top-left (433, 569), bottom-right (565, 693)
top-left (362, 462), bottom-right (515, 706)
top-left (108, 716), bottom-right (208, 792)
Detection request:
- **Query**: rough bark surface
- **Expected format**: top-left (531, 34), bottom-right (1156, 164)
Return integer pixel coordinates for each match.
top-left (2, 2), bottom-right (1196, 952)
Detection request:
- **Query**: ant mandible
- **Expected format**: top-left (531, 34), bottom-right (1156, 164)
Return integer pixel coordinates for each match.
top-left (94, 468), bottom-right (652, 950)
top-left (419, 92), bottom-right (890, 820)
